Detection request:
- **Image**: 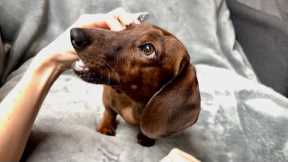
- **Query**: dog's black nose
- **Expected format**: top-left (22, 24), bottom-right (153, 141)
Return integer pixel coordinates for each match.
top-left (70, 28), bottom-right (91, 51)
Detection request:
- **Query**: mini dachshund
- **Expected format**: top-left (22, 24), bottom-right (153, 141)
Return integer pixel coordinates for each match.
top-left (71, 23), bottom-right (201, 147)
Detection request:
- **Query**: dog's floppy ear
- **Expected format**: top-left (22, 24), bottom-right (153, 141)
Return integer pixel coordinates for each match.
top-left (140, 56), bottom-right (201, 139)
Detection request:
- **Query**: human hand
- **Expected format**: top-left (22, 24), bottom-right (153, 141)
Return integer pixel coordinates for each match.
top-left (33, 8), bottom-right (148, 72)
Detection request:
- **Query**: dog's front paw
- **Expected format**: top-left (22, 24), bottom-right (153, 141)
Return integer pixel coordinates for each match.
top-left (97, 124), bottom-right (117, 136)
top-left (137, 132), bottom-right (155, 147)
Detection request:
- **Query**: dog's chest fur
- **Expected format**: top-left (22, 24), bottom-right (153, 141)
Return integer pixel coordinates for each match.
top-left (103, 86), bottom-right (144, 125)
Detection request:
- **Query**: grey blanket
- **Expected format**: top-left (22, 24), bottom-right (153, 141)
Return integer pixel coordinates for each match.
top-left (0, 0), bottom-right (288, 162)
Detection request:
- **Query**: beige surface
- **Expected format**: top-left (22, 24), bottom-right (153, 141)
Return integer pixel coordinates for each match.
top-left (160, 149), bottom-right (201, 162)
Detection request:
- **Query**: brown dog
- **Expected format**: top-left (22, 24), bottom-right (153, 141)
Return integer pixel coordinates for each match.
top-left (71, 23), bottom-right (201, 146)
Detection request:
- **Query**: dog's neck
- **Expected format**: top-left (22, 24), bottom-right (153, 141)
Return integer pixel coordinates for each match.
top-left (112, 85), bottom-right (156, 105)
top-left (111, 74), bottom-right (174, 105)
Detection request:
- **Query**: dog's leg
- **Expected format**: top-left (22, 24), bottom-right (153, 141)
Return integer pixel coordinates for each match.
top-left (137, 131), bottom-right (155, 147)
top-left (97, 106), bottom-right (118, 136)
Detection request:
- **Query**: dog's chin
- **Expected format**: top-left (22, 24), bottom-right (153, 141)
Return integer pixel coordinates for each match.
top-left (72, 59), bottom-right (116, 85)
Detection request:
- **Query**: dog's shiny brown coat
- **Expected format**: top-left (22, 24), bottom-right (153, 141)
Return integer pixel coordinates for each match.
top-left (72, 23), bottom-right (201, 146)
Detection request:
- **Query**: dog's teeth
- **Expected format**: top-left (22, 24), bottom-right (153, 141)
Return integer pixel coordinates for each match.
top-left (74, 59), bottom-right (89, 71)
top-left (77, 59), bottom-right (85, 67)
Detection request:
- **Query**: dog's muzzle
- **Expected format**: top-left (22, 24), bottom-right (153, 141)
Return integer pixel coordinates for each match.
top-left (70, 28), bottom-right (91, 51)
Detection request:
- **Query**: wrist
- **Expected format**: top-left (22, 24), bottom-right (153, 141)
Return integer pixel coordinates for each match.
top-left (26, 56), bottom-right (63, 87)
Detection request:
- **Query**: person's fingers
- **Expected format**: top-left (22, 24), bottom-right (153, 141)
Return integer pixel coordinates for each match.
top-left (63, 50), bottom-right (79, 62)
top-left (74, 9), bottom-right (149, 31)
top-left (118, 12), bottom-right (149, 25)
top-left (79, 18), bottom-right (110, 29)
top-left (109, 8), bottom-right (139, 26)
top-left (53, 51), bottom-right (79, 70)
top-left (111, 8), bottom-right (149, 25)
top-left (80, 21), bottom-right (109, 29)
top-left (51, 51), bottom-right (78, 64)
top-left (118, 13), bottom-right (138, 25)
top-left (75, 14), bottom-right (109, 29)
top-left (109, 8), bottom-right (132, 26)
top-left (105, 16), bottom-right (126, 31)
top-left (76, 14), bottom-right (125, 31)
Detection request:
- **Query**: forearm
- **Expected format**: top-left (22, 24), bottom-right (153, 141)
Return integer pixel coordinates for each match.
top-left (0, 58), bottom-right (62, 161)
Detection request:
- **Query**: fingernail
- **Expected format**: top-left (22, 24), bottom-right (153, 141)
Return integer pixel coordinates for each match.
top-left (133, 12), bottom-right (149, 22)
top-left (133, 20), bottom-right (141, 24)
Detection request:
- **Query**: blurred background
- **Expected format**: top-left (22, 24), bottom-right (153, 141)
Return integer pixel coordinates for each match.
top-left (229, 0), bottom-right (288, 97)
top-left (239, 0), bottom-right (288, 22)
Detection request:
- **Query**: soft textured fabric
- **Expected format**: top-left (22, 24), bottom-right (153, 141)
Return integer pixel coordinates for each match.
top-left (0, 32), bottom-right (4, 79)
top-left (0, 0), bottom-right (288, 162)
top-left (227, 0), bottom-right (288, 96)
top-left (237, 0), bottom-right (288, 21)
top-left (2, 63), bottom-right (288, 162)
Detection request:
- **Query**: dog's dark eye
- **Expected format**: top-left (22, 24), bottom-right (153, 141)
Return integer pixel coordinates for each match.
top-left (138, 43), bottom-right (155, 56)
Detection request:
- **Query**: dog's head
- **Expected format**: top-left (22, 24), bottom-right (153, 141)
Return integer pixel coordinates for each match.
top-left (71, 23), bottom-right (200, 138)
